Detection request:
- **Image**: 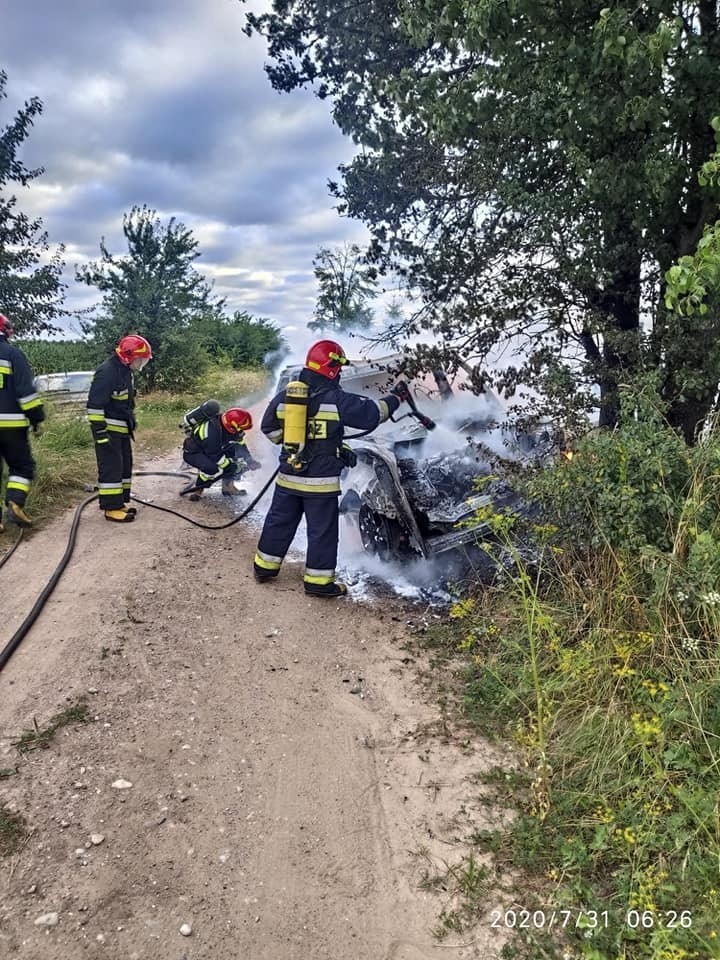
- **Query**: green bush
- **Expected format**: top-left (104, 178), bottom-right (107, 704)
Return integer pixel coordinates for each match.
top-left (146, 329), bottom-right (210, 392)
top-left (525, 386), bottom-right (695, 554)
top-left (430, 378), bottom-right (720, 957)
top-left (191, 311), bottom-right (282, 367)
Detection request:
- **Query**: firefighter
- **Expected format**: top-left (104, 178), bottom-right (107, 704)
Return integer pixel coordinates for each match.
top-left (181, 406), bottom-right (261, 500)
top-left (0, 312), bottom-right (45, 529)
top-left (253, 339), bottom-right (409, 598)
top-left (87, 334), bottom-right (152, 523)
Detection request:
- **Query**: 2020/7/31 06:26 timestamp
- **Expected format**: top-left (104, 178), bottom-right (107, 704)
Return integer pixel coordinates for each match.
top-left (489, 908), bottom-right (693, 930)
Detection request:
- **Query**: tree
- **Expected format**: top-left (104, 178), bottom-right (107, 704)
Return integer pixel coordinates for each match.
top-left (665, 117), bottom-right (720, 318)
top-left (662, 116), bottom-right (720, 434)
top-left (247, 2), bottom-right (720, 440)
top-left (191, 309), bottom-right (282, 367)
top-left (77, 206), bottom-right (222, 389)
top-left (0, 70), bottom-right (66, 335)
top-left (308, 244), bottom-right (376, 333)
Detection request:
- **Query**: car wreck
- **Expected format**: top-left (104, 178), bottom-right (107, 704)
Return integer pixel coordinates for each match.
top-left (340, 440), bottom-right (529, 571)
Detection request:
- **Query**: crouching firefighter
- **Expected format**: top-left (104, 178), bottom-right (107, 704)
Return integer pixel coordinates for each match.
top-left (253, 339), bottom-right (408, 598)
top-left (87, 334), bottom-right (152, 523)
top-left (180, 404), bottom-right (260, 500)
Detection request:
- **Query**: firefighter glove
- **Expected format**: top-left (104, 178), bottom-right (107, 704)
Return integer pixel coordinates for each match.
top-left (339, 443), bottom-right (357, 469)
top-left (247, 458), bottom-right (262, 471)
top-left (391, 380), bottom-right (411, 403)
top-left (32, 422), bottom-right (43, 436)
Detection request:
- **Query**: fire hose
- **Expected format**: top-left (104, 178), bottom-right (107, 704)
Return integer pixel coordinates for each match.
top-left (390, 381), bottom-right (437, 431)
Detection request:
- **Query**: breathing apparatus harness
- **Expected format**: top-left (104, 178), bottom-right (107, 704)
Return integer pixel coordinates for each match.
top-left (180, 399), bottom-right (222, 438)
top-left (282, 380), bottom-right (312, 471)
top-left (281, 380), bottom-right (363, 473)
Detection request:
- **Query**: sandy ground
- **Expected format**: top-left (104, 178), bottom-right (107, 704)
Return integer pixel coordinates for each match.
top-left (0, 455), bottom-right (512, 960)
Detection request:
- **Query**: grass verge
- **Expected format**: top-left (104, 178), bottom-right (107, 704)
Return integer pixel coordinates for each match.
top-left (431, 544), bottom-right (720, 960)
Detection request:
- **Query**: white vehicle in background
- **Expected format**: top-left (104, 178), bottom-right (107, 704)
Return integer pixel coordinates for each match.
top-left (34, 371), bottom-right (94, 407)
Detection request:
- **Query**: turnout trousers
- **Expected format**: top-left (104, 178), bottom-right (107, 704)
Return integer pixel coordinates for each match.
top-left (0, 427), bottom-right (35, 508)
top-left (95, 432), bottom-right (133, 511)
top-left (254, 485), bottom-right (340, 588)
top-left (183, 450), bottom-right (238, 489)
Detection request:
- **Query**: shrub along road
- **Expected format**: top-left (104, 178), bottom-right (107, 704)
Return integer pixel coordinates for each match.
top-left (0, 460), bottom-right (510, 960)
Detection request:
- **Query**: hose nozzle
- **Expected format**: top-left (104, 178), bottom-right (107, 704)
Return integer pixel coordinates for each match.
top-left (416, 413), bottom-right (436, 430)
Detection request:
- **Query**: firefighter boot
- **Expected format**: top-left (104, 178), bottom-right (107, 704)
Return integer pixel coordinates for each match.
top-left (99, 502), bottom-right (136, 516)
top-left (6, 501), bottom-right (33, 528)
top-left (254, 571), bottom-right (277, 584)
top-left (105, 509), bottom-right (135, 523)
top-left (253, 560), bottom-right (278, 584)
top-left (304, 581), bottom-right (348, 599)
top-left (222, 478), bottom-right (246, 496)
top-left (189, 488), bottom-right (205, 502)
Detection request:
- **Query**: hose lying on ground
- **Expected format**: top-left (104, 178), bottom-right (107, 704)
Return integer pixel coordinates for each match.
top-left (130, 468), bottom-right (278, 529)
top-left (0, 527), bottom-right (24, 571)
top-left (0, 493), bottom-right (99, 673)
top-left (0, 429), bottom-right (387, 673)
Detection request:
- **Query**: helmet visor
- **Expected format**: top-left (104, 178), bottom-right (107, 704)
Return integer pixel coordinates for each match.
top-left (130, 357), bottom-right (149, 371)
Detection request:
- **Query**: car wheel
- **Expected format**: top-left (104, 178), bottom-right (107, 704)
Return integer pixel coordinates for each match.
top-left (358, 504), bottom-right (404, 562)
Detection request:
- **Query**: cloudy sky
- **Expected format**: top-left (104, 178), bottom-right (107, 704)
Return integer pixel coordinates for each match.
top-left (1, 0), bottom-right (376, 341)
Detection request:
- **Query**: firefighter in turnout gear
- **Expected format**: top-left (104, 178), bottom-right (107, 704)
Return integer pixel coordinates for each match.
top-left (181, 406), bottom-right (260, 501)
top-left (0, 312), bottom-right (45, 529)
top-left (253, 339), bottom-right (404, 598)
top-left (87, 335), bottom-right (152, 523)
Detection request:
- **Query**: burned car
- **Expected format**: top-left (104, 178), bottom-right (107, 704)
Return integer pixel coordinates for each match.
top-left (339, 436), bottom-right (537, 580)
top-left (339, 380), bottom-right (548, 577)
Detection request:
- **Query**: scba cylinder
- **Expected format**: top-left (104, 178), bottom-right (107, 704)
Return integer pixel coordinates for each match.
top-left (183, 399), bottom-right (221, 431)
top-left (283, 381), bottom-right (309, 456)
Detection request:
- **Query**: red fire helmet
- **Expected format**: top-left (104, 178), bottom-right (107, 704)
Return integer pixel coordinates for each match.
top-left (305, 339), bottom-right (348, 380)
top-left (0, 313), bottom-right (14, 338)
top-left (221, 407), bottom-right (253, 434)
top-left (115, 335), bottom-right (152, 367)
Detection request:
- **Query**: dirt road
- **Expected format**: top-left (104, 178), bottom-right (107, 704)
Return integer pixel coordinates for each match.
top-left (0, 459), bottom-right (509, 960)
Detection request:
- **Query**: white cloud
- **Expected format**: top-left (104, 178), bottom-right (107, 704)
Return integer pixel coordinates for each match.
top-left (0, 0), bottom-right (373, 333)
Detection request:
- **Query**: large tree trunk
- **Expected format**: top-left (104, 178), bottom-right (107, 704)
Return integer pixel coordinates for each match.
top-left (595, 256), bottom-right (642, 428)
